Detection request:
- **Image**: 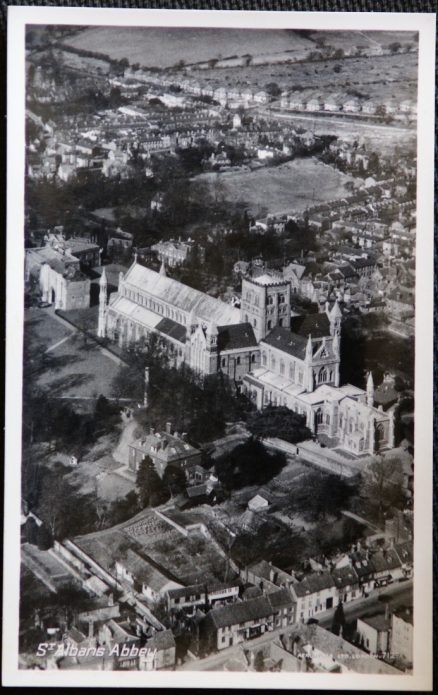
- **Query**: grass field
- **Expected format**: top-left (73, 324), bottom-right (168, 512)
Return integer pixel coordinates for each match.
top-left (190, 51), bottom-right (417, 103)
top-left (195, 157), bottom-right (355, 216)
top-left (61, 27), bottom-right (417, 73)
top-left (62, 27), bottom-right (314, 70)
top-left (24, 308), bottom-right (120, 400)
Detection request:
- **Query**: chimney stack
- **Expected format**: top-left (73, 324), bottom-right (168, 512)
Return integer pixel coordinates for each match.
top-left (166, 422), bottom-right (172, 434)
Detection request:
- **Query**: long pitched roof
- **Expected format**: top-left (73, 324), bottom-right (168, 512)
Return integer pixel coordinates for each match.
top-left (207, 596), bottom-right (273, 629)
top-left (123, 262), bottom-right (240, 325)
top-left (293, 571), bottom-right (335, 597)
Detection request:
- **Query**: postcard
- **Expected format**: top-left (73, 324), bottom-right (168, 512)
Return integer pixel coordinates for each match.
top-left (3, 6), bottom-right (435, 690)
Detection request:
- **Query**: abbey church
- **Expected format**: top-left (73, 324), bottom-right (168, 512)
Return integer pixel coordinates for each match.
top-left (97, 260), bottom-right (394, 457)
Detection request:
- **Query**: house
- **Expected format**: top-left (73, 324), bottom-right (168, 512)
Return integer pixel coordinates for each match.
top-left (166, 580), bottom-right (240, 614)
top-left (393, 542), bottom-right (413, 579)
top-left (243, 559), bottom-right (295, 592)
top-left (362, 100), bottom-right (377, 115)
top-left (368, 548), bottom-right (401, 587)
top-left (25, 246), bottom-right (91, 311)
top-left (356, 613), bottom-right (391, 655)
top-left (343, 98), bottom-right (361, 113)
top-left (143, 630), bottom-right (176, 670)
top-left (290, 572), bottom-right (337, 622)
top-left (200, 596), bottom-right (274, 651)
top-left (114, 548), bottom-right (182, 601)
top-left (254, 91), bottom-right (268, 104)
top-left (331, 566), bottom-right (360, 604)
top-left (324, 94), bottom-right (344, 112)
top-left (289, 93), bottom-right (305, 111)
top-left (151, 238), bottom-right (201, 268)
top-left (306, 96), bottom-right (323, 112)
top-left (349, 550), bottom-right (375, 594)
top-left (385, 510), bottom-right (413, 544)
top-left (128, 425), bottom-right (202, 476)
top-left (391, 607), bottom-right (413, 664)
top-left (268, 588), bottom-right (296, 629)
top-left (247, 494), bottom-right (269, 512)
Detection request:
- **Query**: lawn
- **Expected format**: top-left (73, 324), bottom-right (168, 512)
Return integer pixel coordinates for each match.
top-left (62, 27), bottom-right (314, 69)
top-left (189, 50), bottom-right (417, 102)
top-left (195, 157), bottom-right (355, 216)
top-left (24, 308), bottom-right (121, 400)
top-left (24, 308), bottom-right (72, 353)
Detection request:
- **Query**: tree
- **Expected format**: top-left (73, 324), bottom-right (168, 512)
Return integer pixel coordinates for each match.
top-left (108, 490), bottom-right (140, 525)
top-left (162, 465), bottom-right (187, 497)
top-left (265, 82), bottom-right (281, 97)
top-left (361, 456), bottom-right (406, 526)
top-left (292, 471), bottom-right (357, 522)
top-left (214, 438), bottom-right (286, 491)
top-left (136, 456), bottom-right (169, 508)
top-left (254, 650), bottom-right (266, 671)
top-left (331, 601), bottom-right (346, 636)
top-left (246, 406), bottom-right (312, 444)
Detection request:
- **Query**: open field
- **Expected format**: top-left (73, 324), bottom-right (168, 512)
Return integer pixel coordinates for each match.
top-left (61, 26), bottom-right (416, 73)
top-left (189, 51), bottom-right (417, 102)
top-left (62, 27), bottom-right (314, 69)
top-left (24, 308), bottom-right (120, 400)
top-left (194, 158), bottom-right (355, 216)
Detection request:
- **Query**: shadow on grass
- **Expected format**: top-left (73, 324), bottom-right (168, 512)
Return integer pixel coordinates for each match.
top-left (40, 372), bottom-right (95, 397)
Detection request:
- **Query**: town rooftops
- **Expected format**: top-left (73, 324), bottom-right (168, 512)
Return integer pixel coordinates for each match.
top-left (207, 596), bottom-right (273, 629)
top-left (217, 323), bottom-right (258, 351)
top-left (349, 551), bottom-right (375, 577)
top-left (369, 549), bottom-right (401, 573)
top-left (331, 566), bottom-right (360, 589)
top-left (146, 629), bottom-right (176, 651)
top-left (267, 588), bottom-right (295, 610)
top-left (393, 541), bottom-right (413, 565)
top-left (63, 237), bottom-right (100, 255)
top-left (292, 571), bottom-right (336, 597)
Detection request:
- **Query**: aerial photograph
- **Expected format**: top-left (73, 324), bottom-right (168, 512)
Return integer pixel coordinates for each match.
top-left (20, 24), bottom-right (416, 674)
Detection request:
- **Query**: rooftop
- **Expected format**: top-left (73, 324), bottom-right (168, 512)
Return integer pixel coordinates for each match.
top-left (290, 313), bottom-right (332, 339)
top-left (217, 323), bottom-right (258, 352)
top-left (207, 596), bottom-right (273, 629)
top-left (123, 262), bottom-right (240, 326)
top-left (359, 613), bottom-right (391, 633)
